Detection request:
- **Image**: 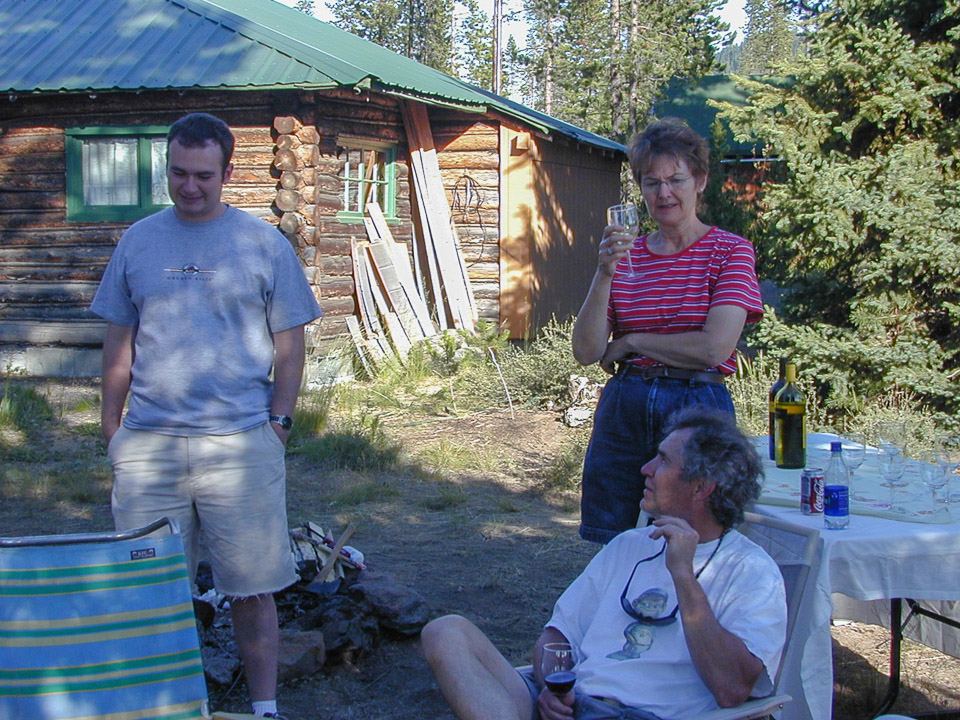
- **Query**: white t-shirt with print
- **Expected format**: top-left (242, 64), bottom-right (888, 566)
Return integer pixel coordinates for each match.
top-left (547, 527), bottom-right (786, 719)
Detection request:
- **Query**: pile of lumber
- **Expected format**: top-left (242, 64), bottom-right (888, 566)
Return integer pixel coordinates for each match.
top-left (347, 202), bottom-right (436, 371)
top-left (346, 101), bottom-right (478, 369)
top-left (402, 100), bottom-right (476, 334)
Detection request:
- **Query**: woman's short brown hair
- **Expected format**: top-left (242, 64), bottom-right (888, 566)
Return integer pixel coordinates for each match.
top-left (627, 118), bottom-right (710, 184)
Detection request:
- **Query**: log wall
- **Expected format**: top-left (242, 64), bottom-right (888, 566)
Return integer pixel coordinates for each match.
top-left (431, 112), bottom-right (500, 323)
top-left (0, 88), bottom-right (436, 356)
top-left (0, 84), bottom-right (623, 372)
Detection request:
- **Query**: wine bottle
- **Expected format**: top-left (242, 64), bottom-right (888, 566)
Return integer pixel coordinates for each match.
top-left (769, 357), bottom-right (788, 460)
top-left (774, 363), bottom-right (805, 469)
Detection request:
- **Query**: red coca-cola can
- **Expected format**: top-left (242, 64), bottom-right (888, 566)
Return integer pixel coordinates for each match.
top-left (801, 468), bottom-right (824, 514)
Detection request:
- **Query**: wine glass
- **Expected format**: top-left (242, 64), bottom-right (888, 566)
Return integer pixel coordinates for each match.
top-left (878, 421), bottom-right (906, 457)
top-left (878, 447), bottom-right (906, 488)
top-left (607, 204), bottom-right (639, 275)
top-left (842, 432), bottom-right (867, 500)
top-left (921, 450), bottom-right (949, 513)
top-left (541, 642), bottom-right (576, 696)
top-left (936, 436), bottom-right (959, 505)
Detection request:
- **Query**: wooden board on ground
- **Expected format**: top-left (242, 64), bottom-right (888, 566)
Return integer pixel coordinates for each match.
top-left (366, 202), bottom-right (435, 338)
top-left (401, 100), bottom-right (476, 333)
top-left (344, 315), bottom-right (374, 376)
top-left (350, 238), bottom-right (390, 360)
top-left (362, 243), bottom-right (412, 358)
top-left (363, 217), bottom-right (425, 344)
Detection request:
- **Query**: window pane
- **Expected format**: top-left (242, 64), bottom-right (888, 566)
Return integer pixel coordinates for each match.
top-left (339, 145), bottom-right (394, 217)
top-left (151, 139), bottom-right (171, 205)
top-left (82, 138), bottom-right (137, 205)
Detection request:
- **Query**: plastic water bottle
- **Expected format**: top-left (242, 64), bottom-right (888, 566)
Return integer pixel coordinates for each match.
top-left (823, 441), bottom-right (850, 529)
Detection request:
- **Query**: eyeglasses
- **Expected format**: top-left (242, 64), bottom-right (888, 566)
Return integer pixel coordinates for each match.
top-left (619, 534), bottom-right (724, 626)
top-left (640, 176), bottom-right (692, 194)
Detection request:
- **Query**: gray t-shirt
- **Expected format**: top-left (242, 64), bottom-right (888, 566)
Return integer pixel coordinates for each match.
top-left (91, 206), bottom-right (323, 436)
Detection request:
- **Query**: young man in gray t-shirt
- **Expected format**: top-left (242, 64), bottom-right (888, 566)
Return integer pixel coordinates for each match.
top-left (91, 112), bottom-right (322, 720)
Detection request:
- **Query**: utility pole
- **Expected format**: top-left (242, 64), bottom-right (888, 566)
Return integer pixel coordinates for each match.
top-left (493, 0), bottom-right (503, 94)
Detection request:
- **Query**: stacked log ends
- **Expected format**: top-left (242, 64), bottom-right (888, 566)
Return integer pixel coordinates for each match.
top-left (273, 116), bottom-right (322, 260)
top-left (274, 149), bottom-right (299, 172)
top-left (274, 116), bottom-right (302, 135)
top-left (276, 189), bottom-right (300, 213)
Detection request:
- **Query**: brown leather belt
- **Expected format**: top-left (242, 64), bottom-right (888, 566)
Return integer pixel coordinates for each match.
top-left (619, 365), bottom-right (726, 385)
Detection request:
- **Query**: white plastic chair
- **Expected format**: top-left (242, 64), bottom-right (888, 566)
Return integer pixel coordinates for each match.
top-left (684, 511), bottom-right (821, 720)
top-left (521, 511), bottom-right (821, 720)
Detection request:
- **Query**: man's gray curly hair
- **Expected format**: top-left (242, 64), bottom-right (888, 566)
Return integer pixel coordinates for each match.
top-left (663, 407), bottom-right (764, 529)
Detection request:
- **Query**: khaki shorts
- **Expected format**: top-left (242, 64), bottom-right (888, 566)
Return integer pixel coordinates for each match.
top-left (108, 422), bottom-right (298, 597)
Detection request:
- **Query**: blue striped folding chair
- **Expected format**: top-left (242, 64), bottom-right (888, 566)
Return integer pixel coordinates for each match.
top-left (0, 517), bottom-right (209, 720)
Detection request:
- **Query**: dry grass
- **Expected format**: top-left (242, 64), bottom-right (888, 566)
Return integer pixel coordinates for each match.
top-left (2, 378), bottom-right (960, 720)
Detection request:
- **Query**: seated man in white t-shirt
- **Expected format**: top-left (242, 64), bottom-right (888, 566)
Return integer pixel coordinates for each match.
top-left (422, 408), bottom-right (786, 720)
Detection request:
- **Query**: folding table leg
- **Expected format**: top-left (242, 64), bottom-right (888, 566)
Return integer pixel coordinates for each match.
top-left (870, 598), bottom-right (960, 720)
top-left (870, 598), bottom-right (902, 718)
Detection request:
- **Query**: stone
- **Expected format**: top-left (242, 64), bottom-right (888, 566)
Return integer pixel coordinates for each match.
top-left (563, 406), bottom-right (594, 428)
top-left (278, 628), bottom-right (326, 683)
top-left (201, 645), bottom-right (240, 687)
top-left (348, 569), bottom-right (429, 636)
top-left (299, 595), bottom-right (378, 658)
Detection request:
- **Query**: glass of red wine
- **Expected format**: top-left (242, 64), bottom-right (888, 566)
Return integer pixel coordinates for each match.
top-left (541, 642), bottom-right (577, 696)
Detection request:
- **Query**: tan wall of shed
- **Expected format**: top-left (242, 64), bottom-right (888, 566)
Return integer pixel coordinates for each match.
top-left (431, 115), bottom-right (501, 325)
top-left (499, 127), bottom-right (622, 340)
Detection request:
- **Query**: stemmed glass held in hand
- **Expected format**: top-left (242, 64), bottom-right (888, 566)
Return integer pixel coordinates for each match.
top-left (607, 204), bottom-right (639, 275)
top-left (541, 642), bottom-right (577, 696)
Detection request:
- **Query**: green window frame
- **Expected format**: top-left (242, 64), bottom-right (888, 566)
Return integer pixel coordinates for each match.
top-left (336, 137), bottom-right (397, 223)
top-left (65, 126), bottom-right (172, 222)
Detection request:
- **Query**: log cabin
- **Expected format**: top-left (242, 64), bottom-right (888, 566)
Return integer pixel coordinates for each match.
top-left (0, 0), bottom-right (625, 376)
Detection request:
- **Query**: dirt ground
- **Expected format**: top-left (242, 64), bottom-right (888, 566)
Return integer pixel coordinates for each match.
top-left (2, 379), bottom-right (960, 720)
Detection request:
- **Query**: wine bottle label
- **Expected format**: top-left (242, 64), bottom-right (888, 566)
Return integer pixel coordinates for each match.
top-left (775, 405), bottom-right (805, 415)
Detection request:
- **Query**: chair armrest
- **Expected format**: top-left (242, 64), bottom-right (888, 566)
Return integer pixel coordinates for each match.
top-left (514, 666), bottom-right (789, 720)
top-left (682, 694), bottom-right (792, 720)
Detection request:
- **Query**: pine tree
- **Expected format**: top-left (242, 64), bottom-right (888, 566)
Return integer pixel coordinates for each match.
top-left (721, 0), bottom-right (960, 417)
top-left (328, 0), bottom-right (404, 52)
top-left (740, 0), bottom-right (797, 74)
top-left (328, 0), bottom-right (455, 73)
top-left (456, 0), bottom-right (496, 89)
top-left (516, 0), bottom-right (726, 141)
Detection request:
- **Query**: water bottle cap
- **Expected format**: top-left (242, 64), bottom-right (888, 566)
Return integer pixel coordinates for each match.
top-left (831, 441), bottom-right (842, 452)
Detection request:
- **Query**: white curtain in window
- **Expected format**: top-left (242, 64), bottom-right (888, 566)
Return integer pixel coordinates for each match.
top-left (151, 139), bottom-right (171, 205)
top-left (82, 138), bottom-right (137, 206)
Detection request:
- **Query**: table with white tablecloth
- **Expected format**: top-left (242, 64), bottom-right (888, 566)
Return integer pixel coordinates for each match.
top-left (754, 434), bottom-right (960, 720)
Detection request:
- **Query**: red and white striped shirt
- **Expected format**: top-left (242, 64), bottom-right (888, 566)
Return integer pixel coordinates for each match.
top-left (607, 227), bottom-right (763, 375)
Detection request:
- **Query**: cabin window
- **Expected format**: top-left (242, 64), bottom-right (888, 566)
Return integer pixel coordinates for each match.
top-left (65, 126), bottom-right (171, 221)
top-left (336, 138), bottom-right (397, 223)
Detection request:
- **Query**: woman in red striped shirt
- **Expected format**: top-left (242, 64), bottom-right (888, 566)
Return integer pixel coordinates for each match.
top-left (573, 118), bottom-right (764, 545)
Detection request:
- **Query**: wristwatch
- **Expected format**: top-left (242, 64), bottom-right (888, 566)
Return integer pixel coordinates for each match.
top-left (269, 414), bottom-right (293, 430)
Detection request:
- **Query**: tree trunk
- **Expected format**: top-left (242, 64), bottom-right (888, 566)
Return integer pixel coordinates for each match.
top-left (610, 0), bottom-right (624, 141)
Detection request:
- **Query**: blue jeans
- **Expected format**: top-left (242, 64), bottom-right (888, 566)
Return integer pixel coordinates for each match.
top-left (518, 667), bottom-right (662, 720)
top-left (579, 370), bottom-right (735, 544)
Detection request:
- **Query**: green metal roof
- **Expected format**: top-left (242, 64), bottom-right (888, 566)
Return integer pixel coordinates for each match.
top-left (0, 0), bottom-right (624, 154)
